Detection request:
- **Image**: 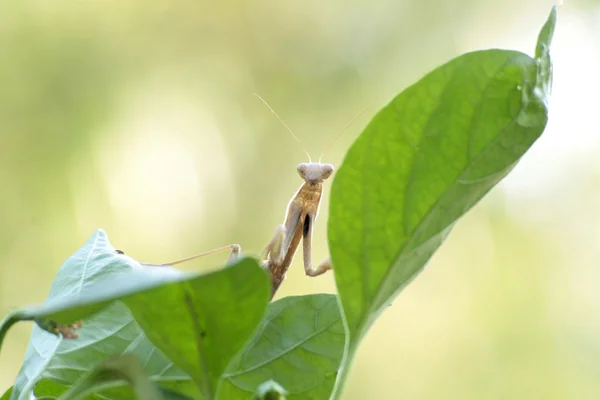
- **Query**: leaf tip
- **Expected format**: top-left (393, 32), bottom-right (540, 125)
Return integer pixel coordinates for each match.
top-left (535, 5), bottom-right (557, 61)
top-left (93, 228), bottom-right (108, 237)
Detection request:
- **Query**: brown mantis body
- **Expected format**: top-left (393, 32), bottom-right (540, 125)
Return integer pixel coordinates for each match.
top-left (139, 95), bottom-right (368, 299)
top-left (142, 161), bottom-right (335, 299)
top-left (140, 164), bottom-right (333, 299)
top-left (260, 161), bottom-right (334, 296)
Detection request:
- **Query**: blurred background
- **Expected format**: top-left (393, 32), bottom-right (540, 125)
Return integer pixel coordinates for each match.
top-left (0, 0), bottom-right (597, 398)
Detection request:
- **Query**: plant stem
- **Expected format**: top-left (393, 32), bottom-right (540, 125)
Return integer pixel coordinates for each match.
top-left (329, 340), bottom-right (358, 400)
top-left (0, 310), bottom-right (23, 357)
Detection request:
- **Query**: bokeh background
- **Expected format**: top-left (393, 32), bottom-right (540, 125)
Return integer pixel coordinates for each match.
top-left (1, 0), bottom-right (598, 398)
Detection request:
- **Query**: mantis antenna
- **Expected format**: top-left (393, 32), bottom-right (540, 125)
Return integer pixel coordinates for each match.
top-left (318, 100), bottom-right (375, 162)
top-left (253, 93), bottom-right (312, 162)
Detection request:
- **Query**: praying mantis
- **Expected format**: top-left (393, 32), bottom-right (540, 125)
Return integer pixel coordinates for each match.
top-left (142, 95), bottom-right (369, 299)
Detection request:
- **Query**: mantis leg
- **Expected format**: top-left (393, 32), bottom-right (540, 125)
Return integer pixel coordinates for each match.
top-left (140, 243), bottom-right (242, 267)
top-left (302, 214), bottom-right (332, 277)
top-left (261, 224), bottom-right (287, 265)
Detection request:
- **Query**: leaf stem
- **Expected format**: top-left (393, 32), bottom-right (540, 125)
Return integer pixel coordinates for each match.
top-left (329, 339), bottom-right (358, 400)
top-left (0, 310), bottom-right (25, 357)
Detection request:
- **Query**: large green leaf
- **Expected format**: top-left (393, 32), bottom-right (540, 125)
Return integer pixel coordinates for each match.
top-left (218, 295), bottom-right (345, 400)
top-left (328, 6), bottom-right (556, 398)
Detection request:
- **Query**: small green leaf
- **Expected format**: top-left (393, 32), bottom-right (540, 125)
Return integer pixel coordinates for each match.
top-left (56, 354), bottom-right (165, 400)
top-left (218, 295), bottom-right (345, 400)
top-left (123, 258), bottom-right (271, 399)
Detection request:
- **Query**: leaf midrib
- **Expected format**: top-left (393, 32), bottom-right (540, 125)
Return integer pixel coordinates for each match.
top-left (74, 234), bottom-right (100, 298)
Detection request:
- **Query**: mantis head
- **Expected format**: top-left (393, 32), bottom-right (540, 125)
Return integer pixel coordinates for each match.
top-left (297, 163), bottom-right (334, 183)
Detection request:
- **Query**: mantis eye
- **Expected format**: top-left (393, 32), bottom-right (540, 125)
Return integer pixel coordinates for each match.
top-left (321, 164), bottom-right (334, 179)
top-left (297, 163), bottom-right (308, 178)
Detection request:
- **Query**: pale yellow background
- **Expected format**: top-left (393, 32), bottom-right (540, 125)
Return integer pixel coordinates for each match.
top-left (1, 1), bottom-right (598, 399)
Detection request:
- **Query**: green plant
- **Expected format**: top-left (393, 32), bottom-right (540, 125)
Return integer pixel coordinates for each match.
top-left (0, 7), bottom-right (556, 400)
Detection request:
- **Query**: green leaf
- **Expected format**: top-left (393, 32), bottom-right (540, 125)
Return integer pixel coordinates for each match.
top-left (328, 52), bottom-right (541, 340)
top-left (0, 388), bottom-right (12, 400)
top-left (123, 258), bottom-right (272, 399)
top-left (56, 354), bottom-right (165, 400)
top-left (327, 6), bottom-right (555, 398)
top-left (330, 7), bottom-right (555, 344)
top-left (218, 295), bottom-right (345, 400)
top-left (9, 229), bottom-right (141, 400)
top-left (7, 229), bottom-right (270, 400)
top-left (8, 230), bottom-right (197, 400)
